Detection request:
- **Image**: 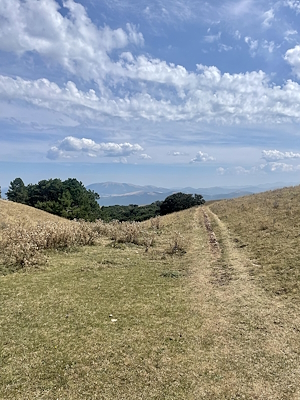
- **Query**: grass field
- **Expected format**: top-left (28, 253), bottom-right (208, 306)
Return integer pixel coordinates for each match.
top-left (1, 190), bottom-right (300, 399)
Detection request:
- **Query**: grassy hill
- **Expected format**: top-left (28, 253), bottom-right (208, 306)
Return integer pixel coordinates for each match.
top-left (1, 189), bottom-right (300, 399)
top-left (209, 185), bottom-right (300, 297)
top-left (0, 199), bottom-right (67, 228)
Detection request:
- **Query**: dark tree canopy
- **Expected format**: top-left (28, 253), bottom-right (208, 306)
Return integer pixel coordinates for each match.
top-left (99, 201), bottom-right (161, 222)
top-left (6, 178), bottom-right (28, 204)
top-left (6, 177), bottom-right (101, 221)
top-left (160, 192), bottom-right (205, 216)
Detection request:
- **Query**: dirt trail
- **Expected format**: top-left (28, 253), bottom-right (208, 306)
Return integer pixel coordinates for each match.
top-left (188, 206), bottom-right (300, 399)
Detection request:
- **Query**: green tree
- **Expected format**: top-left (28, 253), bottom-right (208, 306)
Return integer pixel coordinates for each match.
top-left (6, 178), bottom-right (28, 204)
top-left (160, 192), bottom-right (205, 215)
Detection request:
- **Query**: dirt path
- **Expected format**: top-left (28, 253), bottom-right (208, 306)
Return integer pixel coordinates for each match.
top-left (188, 206), bottom-right (300, 399)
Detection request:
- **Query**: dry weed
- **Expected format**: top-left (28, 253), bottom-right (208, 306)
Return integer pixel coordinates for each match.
top-left (166, 231), bottom-right (185, 255)
top-left (0, 220), bottom-right (98, 268)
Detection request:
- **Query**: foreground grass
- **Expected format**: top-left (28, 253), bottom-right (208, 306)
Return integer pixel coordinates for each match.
top-left (0, 209), bottom-right (203, 399)
top-left (2, 198), bottom-right (300, 398)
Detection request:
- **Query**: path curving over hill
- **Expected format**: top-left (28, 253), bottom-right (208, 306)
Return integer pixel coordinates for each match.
top-left (188, 206), bottom-right (300, 399)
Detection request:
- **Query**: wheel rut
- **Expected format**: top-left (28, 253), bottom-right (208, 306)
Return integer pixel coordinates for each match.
top-left (188, 206), bottom-right (300, 399)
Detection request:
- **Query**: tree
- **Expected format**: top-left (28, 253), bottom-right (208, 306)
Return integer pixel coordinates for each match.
top-left (160, 192), bottom-right (205, 215)
top-left (6, 178), bottom-right (27, 203)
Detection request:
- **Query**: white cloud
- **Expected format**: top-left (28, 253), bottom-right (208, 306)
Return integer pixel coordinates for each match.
top-left (218, 44), bottom-right (233, 52)
top-left (190, 151), bottom-right (215, 163)
top-left (284, 0), bottom-right (300, 14)
top-left (262, 162), bottom-right (300, 172)
top-left (0, 0), bottom-right (144, 84)
top-left (5, 65), bottom-right (300, 126)
top-left (245, 36), bottom-right (258, 56)
top-left (262, 9), bottom-right (274, 28)
top-left (223, 0), bottom-right (255, 17)
top-left (170, 151), bottom-right (188, 156)
top-left (204, 32), bottom-right (221, 43)
top-left (46, 146), bottom-right (67, 160)
top-left (139, 153), bottom-right (152, 159)
top-left (285, 45), bottom-right (300, 78)
top-left (113, 157), bottom-right (128, 164)
top-left (46, 136), bottom-right (143, 159)
top-left (216, 165), bottom-right (261, 175)
top-left (234, 30), bottom-right (241, 40)
top-left (262, 40), bottom-right (275, 53)
top-left (262, 149), bottom-right (300, 161)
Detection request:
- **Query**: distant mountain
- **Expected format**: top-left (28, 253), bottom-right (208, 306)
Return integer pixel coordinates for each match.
top-left (86, 181), bottom-right (298, 206)
top-left (87, 182), bottom-right (170, 196)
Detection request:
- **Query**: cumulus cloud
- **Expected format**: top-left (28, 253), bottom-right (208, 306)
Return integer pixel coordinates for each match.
top-left (46, 146), bottom-right (67, 160)
top-left (262, 162), bottom-right (300, 172)
top-left (5, 65), bottom-right (300, 125)
top-left (46, 136), bottom-right (143, 159)
top-left (285, 45), bottom-right (300, 78)
top-left (0, 0), bottom-right (144, 83)
top-left (3, 1), bottom-right (300, 127)
top-left (190, 151), bottom-right (215, 163)
top-left (262, 149), bottom-right (300, 161)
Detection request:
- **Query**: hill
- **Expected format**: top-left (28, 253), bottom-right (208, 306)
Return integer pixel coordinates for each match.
top-left (0, 199), bottom-right (67, 228)
top-left (2, 188), bottom-right (300, 398)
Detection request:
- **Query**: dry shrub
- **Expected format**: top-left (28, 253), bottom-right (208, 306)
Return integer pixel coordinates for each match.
top-left (0, 220), bottom-right (98, 268)
top-left (166, 231), bottom-right (185, 255)
top-left (107, 221), bottom-right (144, 245)
top-left (150, 216), bottom-right (161, 230)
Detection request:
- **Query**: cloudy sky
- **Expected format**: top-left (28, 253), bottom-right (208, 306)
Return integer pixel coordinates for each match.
top-left (1, 0), bottom-right (300, 188)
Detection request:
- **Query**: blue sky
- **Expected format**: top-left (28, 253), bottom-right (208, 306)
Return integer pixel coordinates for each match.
top-left (1, 0), bottom-right (300, 188)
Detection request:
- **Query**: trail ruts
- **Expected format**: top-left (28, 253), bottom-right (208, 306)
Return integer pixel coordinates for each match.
top-left (202, 207), bottom-right (232, 286)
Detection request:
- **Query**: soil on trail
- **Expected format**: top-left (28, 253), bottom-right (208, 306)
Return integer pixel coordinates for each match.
top-left (188, 206), bottom-right (300, 399)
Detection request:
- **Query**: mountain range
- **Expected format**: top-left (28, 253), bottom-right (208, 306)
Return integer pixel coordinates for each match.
top-left (86, 182), bottom-right (297, 206)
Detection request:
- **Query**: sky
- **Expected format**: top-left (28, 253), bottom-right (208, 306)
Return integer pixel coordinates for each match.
top-left (1, 0), bottom-right (300, 188)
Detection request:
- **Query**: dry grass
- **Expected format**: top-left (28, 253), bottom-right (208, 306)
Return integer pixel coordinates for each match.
top-left (0, 201), bottom-right (186, 274)
top-left (0, 206), bottom-right (198, 400)
top-left (3, 197), bottom-right (300, 399)
top-left (209, 185), bottom-right (300, 297)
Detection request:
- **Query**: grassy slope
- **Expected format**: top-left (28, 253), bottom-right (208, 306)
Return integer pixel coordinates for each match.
top-left (0, 199), bottom-right (67, 228)
top-left (209, 185), bottom-right (300, 297)
top-left (2, 192), bottom-right (300, 399)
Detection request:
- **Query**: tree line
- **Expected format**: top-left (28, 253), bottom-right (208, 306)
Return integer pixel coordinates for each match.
top-left (5, 177), bottom-right (101, 221)
top-left (5, 177), bottom-right (205, 222)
